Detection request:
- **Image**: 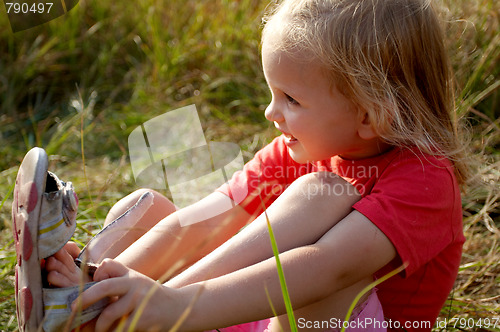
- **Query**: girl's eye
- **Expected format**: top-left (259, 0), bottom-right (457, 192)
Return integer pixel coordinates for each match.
top-left (285, 93), bottom-right (299, 106)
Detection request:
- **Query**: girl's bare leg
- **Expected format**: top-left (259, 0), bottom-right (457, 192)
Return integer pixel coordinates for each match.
top-left (165, 172), bottom-right (372, 330)
top-left (91, 189), bottom-right (177, 262)
top-left (47, 188), bottom-right (252, 286)
top-left (51, 172), bottom-right (360, 288)
top-left (49, 172), bottom-right (370, 330)
top-left (168, 172), bottom-right (361, 287)
top-left (104, 189), bottom-right (175, 228)
top-left (46, 189), bottom-right (174, 286)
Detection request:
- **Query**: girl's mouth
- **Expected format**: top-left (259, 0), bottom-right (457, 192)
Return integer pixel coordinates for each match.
top-left (275, 124), bottom-right (298, 145)
top-left (283, 133), bottom-right (299, 147)
top-left (284, 133), bottom-right (297, 142)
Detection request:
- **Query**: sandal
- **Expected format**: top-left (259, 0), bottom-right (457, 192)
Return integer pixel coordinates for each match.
top-left (13, 147), bottom-right (155, 332)
top-left (12, 147), bottom-right (106, 332)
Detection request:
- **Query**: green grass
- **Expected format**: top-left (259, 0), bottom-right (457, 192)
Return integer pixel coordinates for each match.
top-left (263, 207), bottom-right (298, 332)
top-left (0, 0), bottom-right (499, 331)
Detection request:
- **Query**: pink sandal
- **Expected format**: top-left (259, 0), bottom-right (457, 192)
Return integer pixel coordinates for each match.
top-left (12, 147), bottom-right (106, 332)
top-left (13, 147), bottom-right (155, 332)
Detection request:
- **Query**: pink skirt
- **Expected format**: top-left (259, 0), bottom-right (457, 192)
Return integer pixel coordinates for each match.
top-left (210, 290), bottom-right (386, 332)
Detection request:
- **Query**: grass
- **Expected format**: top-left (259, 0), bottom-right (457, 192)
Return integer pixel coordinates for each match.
top-left (0, 0), bottom-right (499, 330)
top-left (263, 207), bottom-right (298, 332)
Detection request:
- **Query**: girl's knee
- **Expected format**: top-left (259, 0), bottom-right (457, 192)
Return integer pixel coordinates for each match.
top-left (134, 189), bottom-right (176, 210)
top-left (105, 189), bottom-right (176, 225)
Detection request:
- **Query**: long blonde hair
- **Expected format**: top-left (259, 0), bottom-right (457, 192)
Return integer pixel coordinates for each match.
top-left (262, 0), bottom-right (469, 185)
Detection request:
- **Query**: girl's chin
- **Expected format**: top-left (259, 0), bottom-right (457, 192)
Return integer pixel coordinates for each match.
top-left (287, 148), bottom-right (312, 164)
top-left (288, 145), bottom-right (334, 163)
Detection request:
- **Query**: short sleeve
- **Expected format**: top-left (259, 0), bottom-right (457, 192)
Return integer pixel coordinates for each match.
top-left (353, 152), bottom-right (464, 277)
top-left (217, 136), bottom-right (307, 216)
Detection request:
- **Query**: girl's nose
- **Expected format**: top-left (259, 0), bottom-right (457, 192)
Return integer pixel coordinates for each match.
top-left (264, 99), bottom-right (284, 123)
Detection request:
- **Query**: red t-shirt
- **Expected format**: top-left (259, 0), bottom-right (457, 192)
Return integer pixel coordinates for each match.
top-left (218, 135), bottom-right (464, 331)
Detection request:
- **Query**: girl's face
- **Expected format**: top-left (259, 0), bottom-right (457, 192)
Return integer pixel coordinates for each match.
top-left (262, 41), bottom-right (383, 162)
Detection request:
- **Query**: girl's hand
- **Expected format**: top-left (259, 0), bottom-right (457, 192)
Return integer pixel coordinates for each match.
top-left (72, 259), bottom-right (185, 332)
top-left (46, 242), bottom-right (89, 287)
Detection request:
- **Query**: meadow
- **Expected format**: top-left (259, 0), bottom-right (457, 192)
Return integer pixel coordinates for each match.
top-left (0, 0), bottom-right (498, 330)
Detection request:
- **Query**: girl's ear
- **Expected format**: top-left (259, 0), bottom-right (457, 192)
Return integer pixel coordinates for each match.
top-left (357, 111), bottom-right (379, 140)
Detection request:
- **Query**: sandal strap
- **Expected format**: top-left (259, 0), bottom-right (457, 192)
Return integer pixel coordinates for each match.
top-left (42, 282), bottom-right (108, 332)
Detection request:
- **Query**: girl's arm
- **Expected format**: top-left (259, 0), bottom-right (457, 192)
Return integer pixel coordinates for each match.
top-left (76, 210), bottom-right (395, 332)
top-left (166, 172), bottom-right (362, 289)
top-left (177, 210), bottom-right (396, 330)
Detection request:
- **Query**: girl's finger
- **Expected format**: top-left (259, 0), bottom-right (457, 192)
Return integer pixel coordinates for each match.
top-left (93, 258), bottom-right (130, 282)
top-left (52, 249), bottom-right (78, 271)
top-left (46, 270), bottom-right (75, 288)
top-left (72, 277), bottom-right (131, 311)
top-left (63, 241), bottom-right (81, 258)
top-left (45, 255), bottom-right (76, 278)
top-left (94, 293), bottom-right (135, 332)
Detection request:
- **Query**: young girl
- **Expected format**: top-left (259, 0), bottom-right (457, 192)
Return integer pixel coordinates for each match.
top-left (42, 0), bottom-right (467, 330)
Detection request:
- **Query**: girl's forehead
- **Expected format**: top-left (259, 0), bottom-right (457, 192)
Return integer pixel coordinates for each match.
top-left (262, 44), bottom-right (299, 77)
top-left (262, 38), bottom-right (308, 67)
top-left (261, 34), bottom-right (281, 57)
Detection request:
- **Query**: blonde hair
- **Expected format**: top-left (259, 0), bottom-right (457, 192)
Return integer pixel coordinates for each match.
top-left (262, 0), bottom-right (469, 185)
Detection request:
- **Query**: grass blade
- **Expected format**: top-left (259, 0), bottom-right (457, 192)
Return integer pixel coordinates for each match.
top-left (340, 262), bottom-right (408, 332)
top-left (262, 207), bottom-right (298, 332)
